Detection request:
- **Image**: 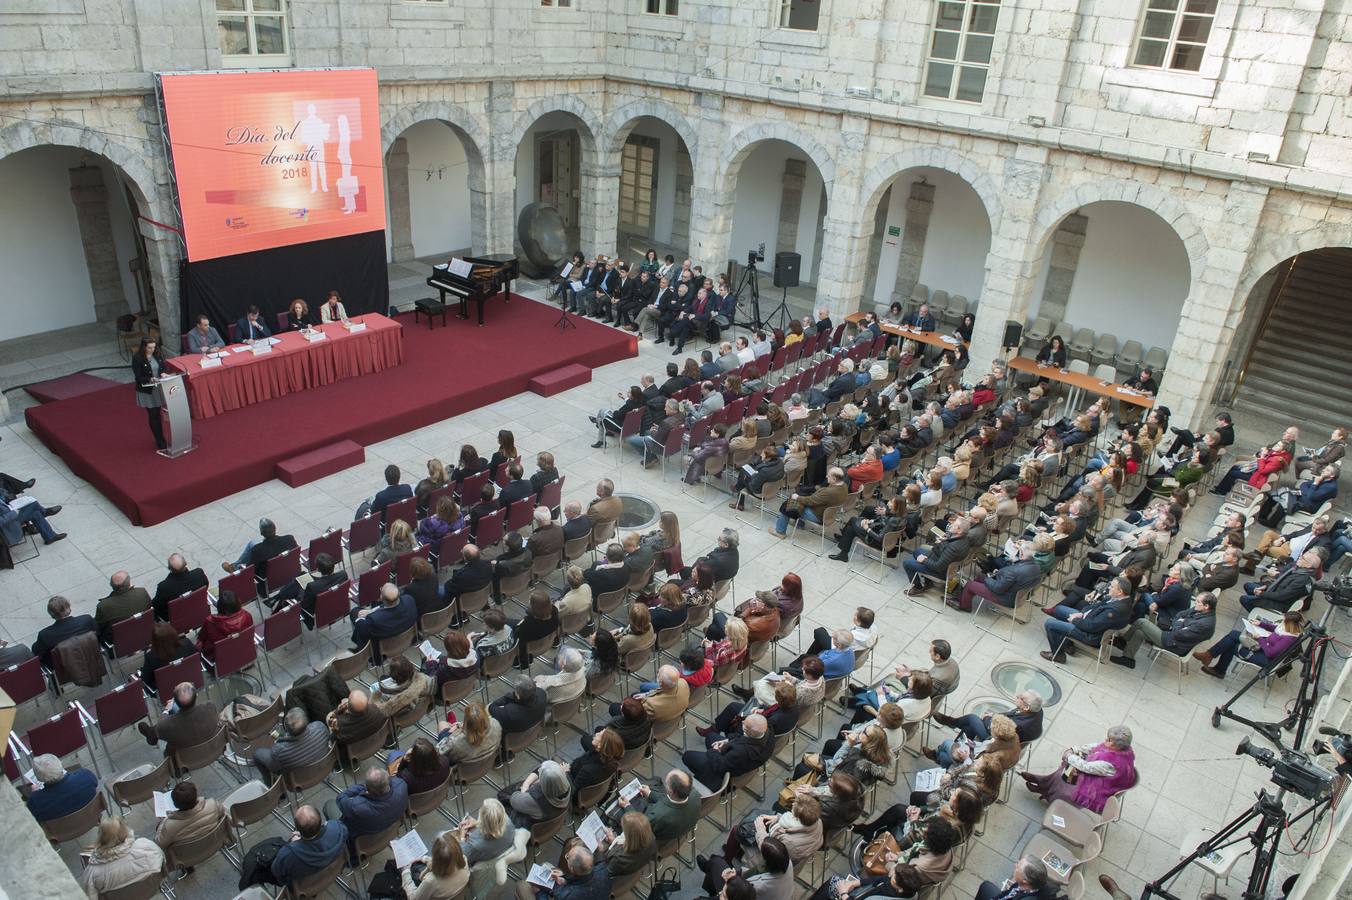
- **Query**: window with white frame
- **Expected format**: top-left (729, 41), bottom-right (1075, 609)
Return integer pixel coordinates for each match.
top-left (216, 0), bottom-right (289, 58)
top-left (779, 0), bottom-right (819, 30)
top-left (922, 0), bottom-right (1001, 103)
top-left (1132, 0), bottom-right (1217, 72)
top-left (645, 0), bottom-right (678, 15)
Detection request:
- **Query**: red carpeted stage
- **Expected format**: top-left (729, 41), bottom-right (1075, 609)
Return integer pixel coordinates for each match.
top-left (26, 296), bottom-right (636, 526)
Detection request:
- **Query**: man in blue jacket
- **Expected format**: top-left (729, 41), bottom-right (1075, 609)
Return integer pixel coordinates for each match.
top-left (954, 541), bottom-right (1043, 612)
top-left (234, 305), bottom-right (273, 342)
top-left (25, 754), bottom-right (98, 821)
top-left (901, 302), bottom-right (937, 332)
top-left (519, 843), bottom-right (612, 900)
top-left (326, 766), bottom-right (408, 856)
top-left (368, 465), bottom-right (413, 522)
top-left (1040, 576), bottom-right (1133, 664)
top-left (350, 583), bottom-right (416, 654)
top-left (268, 805), bottom-right (348, 886)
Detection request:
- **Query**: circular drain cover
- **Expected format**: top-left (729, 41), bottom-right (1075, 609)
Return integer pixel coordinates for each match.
top-left (615, 494), bottom-right (661, 531)
top-left (990, 661), bottom-right (1063, 706)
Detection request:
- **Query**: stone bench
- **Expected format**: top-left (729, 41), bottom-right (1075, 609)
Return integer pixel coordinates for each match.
top-left (275, 439), bottom-right (364, 488)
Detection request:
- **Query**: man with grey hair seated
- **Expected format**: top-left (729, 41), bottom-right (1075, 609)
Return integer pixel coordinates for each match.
top-left (527, 506), bottom-right (564, 560)
top-left (23, 753), bottom-right (99, 821)
top-left (326, 764), bottom-right (408, 854)
top-left (253, 707), bottom-right (332, 784)
top-left (976, 855), bottom-right (1050, 900)
top-left (1021, 725), bottom-right (1137, 811)
top-left (681, 712), bottom-right (773, 791)
top-left (490, 672), bottom-right (549, 744)
top-left (517, 842), bottom-right (611, 900)
top-left (152, 552), bottom-right (209, 621)
top-left (933, 689), bottom-right (1043, 744)
top-left (221, 517), bottom-right (298, 582)
top-left (535, 646), bottom-right (586, 703)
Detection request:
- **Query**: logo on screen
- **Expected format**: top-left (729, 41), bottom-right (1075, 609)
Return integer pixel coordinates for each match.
top-left (225, 217), bottom-right (248, 230)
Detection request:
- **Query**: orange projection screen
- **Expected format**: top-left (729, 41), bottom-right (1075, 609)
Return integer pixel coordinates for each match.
top-left (160, 69), bottom-right (386, 262)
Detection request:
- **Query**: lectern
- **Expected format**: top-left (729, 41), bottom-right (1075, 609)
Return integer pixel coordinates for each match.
top-left (155, 373), bottom-right (195, 458)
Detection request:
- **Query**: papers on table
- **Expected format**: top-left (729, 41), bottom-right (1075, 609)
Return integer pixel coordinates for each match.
top-left (419, 640), bottom-right (442, 660)
top-left (302, 330), bottom-right (327, 342)
top-left (343, 320), bottom-right (367, 333)
top-left (199, 356), bottom-right (223, 368)
top-left (913, 767), bottom-right (945, 793)
top-left (577, 811), bottom-right (608, 852)
top-left (153, 790), bottom-right (174, 819)
top-left (230, 346), bottom-right (254, 354)
top-left (21, 768), bottom-right (41, 790)
top-left (527, 864), bottom-right (557, 888)
top-left (619, 778), bottom-right (644, 802)
top-left (391, 829), bottom-right (429, 869)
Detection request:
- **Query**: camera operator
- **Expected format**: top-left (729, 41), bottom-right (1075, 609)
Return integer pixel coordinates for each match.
top-left (1314, 730), bottom-right (1352, 779)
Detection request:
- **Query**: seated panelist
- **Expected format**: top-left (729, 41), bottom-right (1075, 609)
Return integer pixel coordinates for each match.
top-left (320, 290), bottom-right (349, 323)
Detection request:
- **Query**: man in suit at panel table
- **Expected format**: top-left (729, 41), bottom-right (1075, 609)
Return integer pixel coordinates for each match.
top-left (901, 302), bottom-right (937, 332)
top-left (185, 314), bottom-right (225, 353)
top-left (152, 553), bottom-right (210, 622)
top-left (234, 305), bottom-right (273, 343)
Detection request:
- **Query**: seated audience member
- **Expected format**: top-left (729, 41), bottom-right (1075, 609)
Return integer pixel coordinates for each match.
top-left (1209, 441), bottom-right (1294, 496)
top-left (445, 544), bottom-right (493, 610)
top-left (492, 531), bottom-right (534, 599)
top-left (502, 759), bottom-right (573, 829)
top-left (369, 831), bottom-right (468, 900)
top-left (372, 654), bottom-right (435, 719)
top-left (562, 501), bottom-right (593, 542)
top-left (1294, 427), bottom-right (1347, 479)
top-left (151, 553), bottom-right (209, 621)
top-left (367, 464), bottom-right (414, 522)
top-left (845, 670), bottom-right (933, 729)
top-left (790, 607), bottom-right (879, 678)
top-left (197, 588), bottom-right (253, 662)
top-left (613, 600), bottom-right (656, 657)
top-left (438, 701), bottom-right (502, 765)
top-left (154, 780), bottom-right (227, 851)
top-left (417, 496), bottom-right (462, 548)
top-left (455, 798), bottom-right (516, 866)
top-left (240, 805), bottom-right (346, 890)
top-left (518, 843), bottom-right (611, 900)
top-left (1194, 610), bottom-right (1304, 678)
top-left (703, 680), bottom-right (801, 742)
top-left (1021, 725), bottom-right (1137, 812)
top-left (972, 856), bottom-right (1052, 900)
top-left (831, 494), bottom-right (917, 563)
top-left (1039, 576), bottom-right (1133, 664)
top-left (569, 727), bottom-right (625, 791)
top-left (0, 487), bottom-right (65, 546)
top-left (925, 713), bottom-right (1020, 770)
top-left (702, 617), bottom-right (751, 670)
top-left (78, 817), bottom-right (165, 898)
top-left (615, 768), bottom-right (700, 842)
top-left (512, 588), bottom-right (561, 668)
top-left (325, 766), bottom-right (408, 854)
top-left (254, 707), bottom-right (332, 785)
top-left (424, 630), bottom-right (479, 691)
top-left (374, 518), bottom-right (419, 565)
top-left (954, 540), bottom-right (1042, 612)
top-left (1249, 516), bottom-right (1330, 571)
top-left (705, 590), bottom-right (780, 645)
top-left (450, 444), bottom-right (489, 486)
top-left (585, 543), bottom-right (631, 599)
top-left (933, 690), bottom-right (1044, 744)
top-left (699, 834), bottom-right (794, 900)
top-left (556, 565), bottom-right (593, 618)
top-left (648, 582), bottom-right (690, 632)
top-left (1238, 550), bottom-right (1320, 613)
top-left (24, 753), bottom-right (98, 822)
top-left (403, 556), bottom-right (445, 620)
top-left (1261, 465), bottom-right (1340, 529)
top-left (351, 582), bottom-right (418, 653)
top-left (140, 621), bottom-right (196, 693)
top-left (326, 688), bottom-right (390, 749)
top-left (530, 452), bottom-right (560, 502)
top-left (770, 466), bottom-right (849, 539)
top-left (490, 674), bottom-right (548, 740)
top-left (901, 518), bottom-right (972, 595)
top-left (588, 478), bottom-right (623, 528)
top-left (466, 483), bottom-right (501, 539)
top-left (391, 736), bottom-right (452, 795)
top-left (471, 608), bottom-right (516, 658)
top-left (1109, 592), bottom-right (1217, 669)
top-left (527, 506), bottom-right (564, 560)
top-left (137, 682), bottom-right (220, 755)
top-left (222, 517), bottom-right (299, 581)
top-left (297, 552), bottom-right (350, 625)
top-left (681, 713), bottom-right (773, 790)
top-left (92, 570), bottom-right (151, 642)
top-left (414, 457), bottom-right (450, 516)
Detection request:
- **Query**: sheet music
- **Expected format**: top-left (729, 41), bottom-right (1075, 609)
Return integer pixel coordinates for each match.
top-left (448, 258), bottom-right (474, 278)
top-left (391, 830), bottom-right (429, 868)
top-left (578, 811), bottom-right (608, 851)
top-left (913, 767), bottom-right (945, 793)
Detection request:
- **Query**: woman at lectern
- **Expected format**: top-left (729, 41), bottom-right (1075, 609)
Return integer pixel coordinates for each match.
top-left (320, 290), bottom-right (349, 323)
top-left (131, 337), bottom-right (168, 452)
top-left (282, 298), bottom-right (316, 332)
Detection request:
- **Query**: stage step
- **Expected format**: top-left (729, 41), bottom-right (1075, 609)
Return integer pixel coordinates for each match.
top-left (275, 439), bottom-right (365, 488)
top-left (528, 363), bottom-right (591, 397)
top-left (24, 373), bottom-right (120, 404)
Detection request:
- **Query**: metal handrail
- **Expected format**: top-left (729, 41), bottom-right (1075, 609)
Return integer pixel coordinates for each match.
top-left (1227, 253), bottom-right (1299, 405)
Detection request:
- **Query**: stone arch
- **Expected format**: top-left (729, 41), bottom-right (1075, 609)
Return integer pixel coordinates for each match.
top-left (859, 146), bottom-right (1003, 234)
top-left (507, 95), bottom-right (603, 158)
top-left (381, 101), bottom-right (490, 175)
top-left (1234, 223), bottom-right (1352, 307)
top-left (1032, 178), bottom-right (1209, 277)
top-left (719, 122), bottom-right (836, 192)
top-left (600, 98), bottom-right (701, 174)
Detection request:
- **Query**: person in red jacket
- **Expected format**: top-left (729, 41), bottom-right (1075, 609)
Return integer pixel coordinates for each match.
top-left (1210, 442), bottom-right (1293, 496)
top-left (197, 589), bottom-right (254, 661)
top-left (846, 447), bottom-right (884, 493)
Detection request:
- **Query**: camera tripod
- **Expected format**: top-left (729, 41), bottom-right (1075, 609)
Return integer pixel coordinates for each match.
top-left (1141, 788), bottom-right (1331, 900)
top-left (732, 257), bottom-right (791, 334)
top-left (1211, 605), bottom-right (1331, 751)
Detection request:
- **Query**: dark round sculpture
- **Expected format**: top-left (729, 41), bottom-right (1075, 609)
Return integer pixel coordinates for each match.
top-left (516, 202), bottom-right (569, 277)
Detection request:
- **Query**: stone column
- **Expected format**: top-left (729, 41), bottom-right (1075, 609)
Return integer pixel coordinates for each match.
top-left (582, 157), bottom-right (622, 257)
top-left (861, 186), bottom-right (891, 306)
top-left (465, 144), bottom-right (489, 255)
top-left (813, 115), bottom-right (870, 318)
top-left (775, 158), bottom-right (807, 259)
top-left (385, 138), bottom-right (416, 261)
top-left (967, 145), bottom-right (1053, 368)
top-left (486, 79), bottom-right (518, 256)
top-left (1157, 182), bottom-right (1269, 429)
top-left (139, 218), bottom-right (184, 355)
top-left (1036, 213), bottom-right (1088, 324)
top-left (685, 92), bottom-right (732, 270)
top-left (68, 165), bottom-right (128, 324)
top-left (891, 181), bottom-right (936, 305)
top-left (670, 144), bottom-right (693, 254)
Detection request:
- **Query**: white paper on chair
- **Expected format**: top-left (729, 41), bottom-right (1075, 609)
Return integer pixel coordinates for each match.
top-left (1050, 814), bottom-right (1066, 828)
top-left (392, 830), bottom-right (429, 868)
top-left (619, 778), bottom-right (644, 802)
top-left (527, 864), bottom-right (557, 888)
top-left (578, 811), bottom-right (608, 851)
top-left (913, 767), bottom-right (945, 793)
top-left (153, 790), bottom-right (174, 818)
top-left (419, 640), bottom-right (442, 660)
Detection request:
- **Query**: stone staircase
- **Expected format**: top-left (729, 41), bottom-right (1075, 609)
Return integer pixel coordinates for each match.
top-left (1233, 248), bottom-right (1352, 437)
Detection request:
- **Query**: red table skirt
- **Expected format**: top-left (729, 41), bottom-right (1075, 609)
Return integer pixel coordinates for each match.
top-left (167, 314), bottom-right (404, 418)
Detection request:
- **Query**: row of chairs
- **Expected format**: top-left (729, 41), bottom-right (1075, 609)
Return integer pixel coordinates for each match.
top-left (1022, 318), bottom-right (1168, 377)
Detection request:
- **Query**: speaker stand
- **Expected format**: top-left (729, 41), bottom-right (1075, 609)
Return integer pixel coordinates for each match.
top-left (759, 286), bottom-right (792, 334)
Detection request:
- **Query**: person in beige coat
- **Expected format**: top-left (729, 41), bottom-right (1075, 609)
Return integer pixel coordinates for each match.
top-left (555, 566), bottom-right (593, 617)
top-left (79, 818), bottom-right (165, 899)
top-left (372, 655), bottom-right (435, 720)
top-left (639, 665), bottom-right (690, 722)
top-left (154, 781), bottom-right (229, 851)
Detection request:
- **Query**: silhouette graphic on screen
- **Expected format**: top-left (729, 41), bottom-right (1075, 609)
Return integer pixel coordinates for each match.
top-left (337, 114), bottom-right (358, 214)
top-left (298, 103), bottom-right (330, 193)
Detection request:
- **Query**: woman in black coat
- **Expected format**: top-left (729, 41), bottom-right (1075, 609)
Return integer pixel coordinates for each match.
top-left (512, 589), bottom-right (561, 668)
top-left (570, 727), bottom-right (623, 792)
top-left (731, 447), bottom-right (786, 510)
top-left (131, 337), bottom-right (168, 451)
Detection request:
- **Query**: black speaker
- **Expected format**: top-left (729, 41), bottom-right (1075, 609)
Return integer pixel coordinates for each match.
top-left (773, 252), bottom-right (801, 288)
top-left (1002, 320), bottom-right (1024, 349)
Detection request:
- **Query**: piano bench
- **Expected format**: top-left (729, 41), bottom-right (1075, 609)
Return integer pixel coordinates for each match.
top-left (528, 363), bottom-right (592, 397)
top-left (275, 439), bottom-right (365, 488)
top-left (414, 298), bottom-right (448, 329)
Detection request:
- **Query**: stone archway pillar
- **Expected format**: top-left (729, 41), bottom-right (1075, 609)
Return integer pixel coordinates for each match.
top-left (487, 80), bottom-right (519, 256)
top-left (68, 164), bottom-right (129, 323)
top-left (1157, 182), bottom-right (1269, 429)
top-left (386, 137), bottom-right (416, 261)
top-left (139, 218), bottom-right (184, 354)
top-left (968, 146), bottom-right (1053, 369)
top-left (583, 158), bottom-right (622, 258)
top-left (684, 94), bottom-right (731, 270)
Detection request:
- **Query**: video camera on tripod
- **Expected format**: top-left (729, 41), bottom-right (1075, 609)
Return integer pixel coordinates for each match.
top-left (1235, 736), bottom-right (1335, 801)
top-left (1313, 573), bottom-right (1352, 608)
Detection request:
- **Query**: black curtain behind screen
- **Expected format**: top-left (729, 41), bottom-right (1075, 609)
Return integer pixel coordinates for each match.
top-left (181, 230), bottom-right (390, 334)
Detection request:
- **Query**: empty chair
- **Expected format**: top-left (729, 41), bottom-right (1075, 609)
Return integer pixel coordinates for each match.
top-left (1068, 327), bottom-right (1095, 361)
top-left (1116, 339), bottom-right (1144, 372)
top-left (942, 294), bottom-right (968, 326)
top-left (1089, 333), bottom-right (1118, 368)
top-left (1092, 363), bottom-right (1117, 384)
top-left (1142, 345), bottom-right (1168, 373)
top-left (1023, 316), bottom-right (1053, 348)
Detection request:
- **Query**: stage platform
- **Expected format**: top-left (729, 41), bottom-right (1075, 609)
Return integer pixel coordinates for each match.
top-left (26, 296), bottom-right (637, 526)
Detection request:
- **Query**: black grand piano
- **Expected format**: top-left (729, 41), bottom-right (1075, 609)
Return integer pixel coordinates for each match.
top-left (425, 254), bottom-right (520, 326)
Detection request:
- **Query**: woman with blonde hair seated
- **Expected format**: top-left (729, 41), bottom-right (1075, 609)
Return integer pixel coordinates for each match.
top-left (375, 517), bottom-right (418, 564)
top-left (614, 601), bottom-right (656, 656)
top-left (437, 700), bottom-right (501, 765)
top-left (415, 457), bottom-right (450, 515)
top-left (369, 831), bottom-right (469, 900)
top-left (456, 797), bottom-right (515, 865)
top-left (78, 817), bottom-right (165, 899)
